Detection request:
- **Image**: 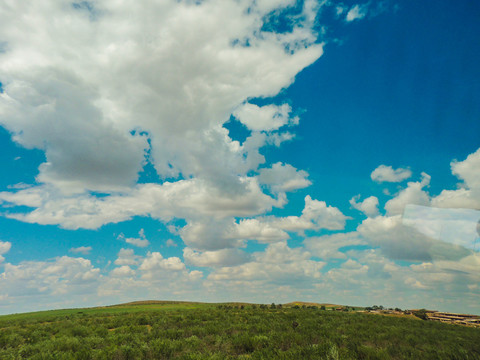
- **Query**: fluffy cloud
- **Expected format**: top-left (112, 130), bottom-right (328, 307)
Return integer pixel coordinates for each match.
top-left (110, 265), bottom-right (135, 278)
top-left (451, 147), bottom-right (480, 190)
top-left (268, 195), bottom-right (349, 232)
top-left (403, 205), bottom-right (480, 251)
top-left (432, 148), bottom-right (480, 209)
top-left (207, 242), bottom-right (324, 286)
top-left (0, 178), bottom-right (280, 230)
top-left (349, 195), bottom-right (379, 217)
top-left (371, 165), bottom-right (412, 183)
top-left (183, 248), bottom-right (251, 267)
top-left (179, 195), bottom-right (348, 250)
top-left (358, 214), bottom-right (471, 262)
top-left (0, 241), bottom-right (11, 264)
top-left (258, 162), bottom-right (311, 192)
top-left (139, 252), bottom-right (185, 274)
top-left (304, 232), bottom-right (365, 259)
top-left (384, 172), bottom-right (431, 215)
top-left (233, 103), bottom-right (298, 132)
top-left (114, 248), bottom-right (142, 266)
top-left (0, 0), bottom-right (323, 195)
top-left (0, 256), bottom-right (100, 300)
top-left (118, 229), bottom-right (150, 248)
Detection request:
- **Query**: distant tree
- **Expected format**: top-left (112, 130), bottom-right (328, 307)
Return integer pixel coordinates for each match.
top-left (293, 305), bottom-right (300, 309)
top-left (251, 304), bottom-right (256, 309)
top-left (270, 303), bottom-right (276, 309)
top-left (277, 304), bottom-right (283, 309)
top-left (320, 306), bottom-right (326, 311)
top-left (413, 309), bottom-right (428, 320)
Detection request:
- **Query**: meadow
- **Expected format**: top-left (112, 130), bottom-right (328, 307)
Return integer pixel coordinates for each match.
top-left (0, 301), bottom-right (479, 359)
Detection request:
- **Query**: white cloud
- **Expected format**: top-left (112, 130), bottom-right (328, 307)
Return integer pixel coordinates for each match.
top-left (371, 165), bottom-right (412, 183)
top-left (269, 195), bottom-right (350, 233)
top-left (114, 248), bottom-right (142, 266)
top-left (403, 205), bottom-right (480, 251)
top-left (384, 172), bottom-right (431, 216)
top-left (0, 0), bottom-right (323, 197)
top-left (349, 195), bottom-right (379, 217)
top-left (0, 256), bottom-right (100, 300)
top-left (258, 162), bottom-right (311, 192)
top-left (346, 3), bottom-right (369, 22)
top-left (233, 103), bottom-right (298, 132)
top-left (207, 242), bottom-right (324, 285)
top-left (110, 266), bottom-right (135, 278)
top-left (69, 246), bottom-right (92, 255)
top-left (183, 248), bottom-right (251, 267)
top-left (139, 252), bottom-right (185, 274)
top-left (0, 241), bottom-right (12, 264)
top-left (0, 178), bottom-right (281, 230)
top-left (304, 232), bottom-right (365, 259)
top-left (358, 214), bottom-right (471, 262)
top-left (432, 147), bottom-right (480, 209)
top-left (179, 195), bottom-right (348, 250)
top-left (118, 229), bottom-right (150, 248)
top-left (451, 147), bottom-right (480, 190)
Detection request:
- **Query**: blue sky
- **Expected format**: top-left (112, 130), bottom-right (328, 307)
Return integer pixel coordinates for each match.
top-left (0, 0), bottom-right (479, 315)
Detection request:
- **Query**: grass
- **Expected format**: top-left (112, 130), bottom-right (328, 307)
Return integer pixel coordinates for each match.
top-left (0, 302), bottom-right (479, 359)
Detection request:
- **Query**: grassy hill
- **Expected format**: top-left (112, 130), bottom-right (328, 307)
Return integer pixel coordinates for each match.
top-left (1, 301), bottom-right (479, 359)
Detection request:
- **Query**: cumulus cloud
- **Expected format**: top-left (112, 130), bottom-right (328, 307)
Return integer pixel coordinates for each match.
top-left (403, 205), bottom-right (480, 251)
top-left (358, 214), bottom-right (471, 262)
top-left (118, 229), bottom-right (150, 248)
top-left (110, 265), bottom-right (135, 278)
top-left (0, 256), bottom-right (100, 300)
top-left (304, 232), bottom-right (365, 259)
top-left (114, 248), bottom-right (142, 266)
top-left (69, 246), bottom-right (92, 255)
top-left (384, 172), bottom-right (430, 215)
top-left (139, 252), bottom-right (185, 274)
top-left (233, 103), bottom-right (298, 132)
top-left (371, 165), bottom-right (412, 183)
top-left (0, 241), bottom-right (12, 264)
top-left (183, 248), bottom-right (251, 267)
top-left (258, 162), bottom-right (311, 192)
top-left (207, 241), bottom-right (324, 286)
top-left (179, 195), bottom-right (348, 250)
top-left (349, 195), bottom-right (379, 217)
top-left (0, 0), bottom-right (323, 196)
top-left (0, 178), bottom-right (280, 230)
top-left (432, 147), bottom-right (480, 209)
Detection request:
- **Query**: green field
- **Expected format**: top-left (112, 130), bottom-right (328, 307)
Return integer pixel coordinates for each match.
top-left (1, 302), bottom-right (479, 359)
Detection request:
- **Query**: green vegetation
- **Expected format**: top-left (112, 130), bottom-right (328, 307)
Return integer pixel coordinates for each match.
top-left (0, 302), bottom-right (479, 359)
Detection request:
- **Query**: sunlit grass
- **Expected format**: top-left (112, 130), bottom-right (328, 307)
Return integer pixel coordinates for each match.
top-left (1, 302), bottom-right (479, 359)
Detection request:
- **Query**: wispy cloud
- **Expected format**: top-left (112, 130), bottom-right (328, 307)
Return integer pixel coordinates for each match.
top-left (69, 246), bottom-right (92, 255)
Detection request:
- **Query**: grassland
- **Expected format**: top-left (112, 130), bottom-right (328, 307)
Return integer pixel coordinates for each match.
top-left (1, 301), bottom-right (479, 359)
